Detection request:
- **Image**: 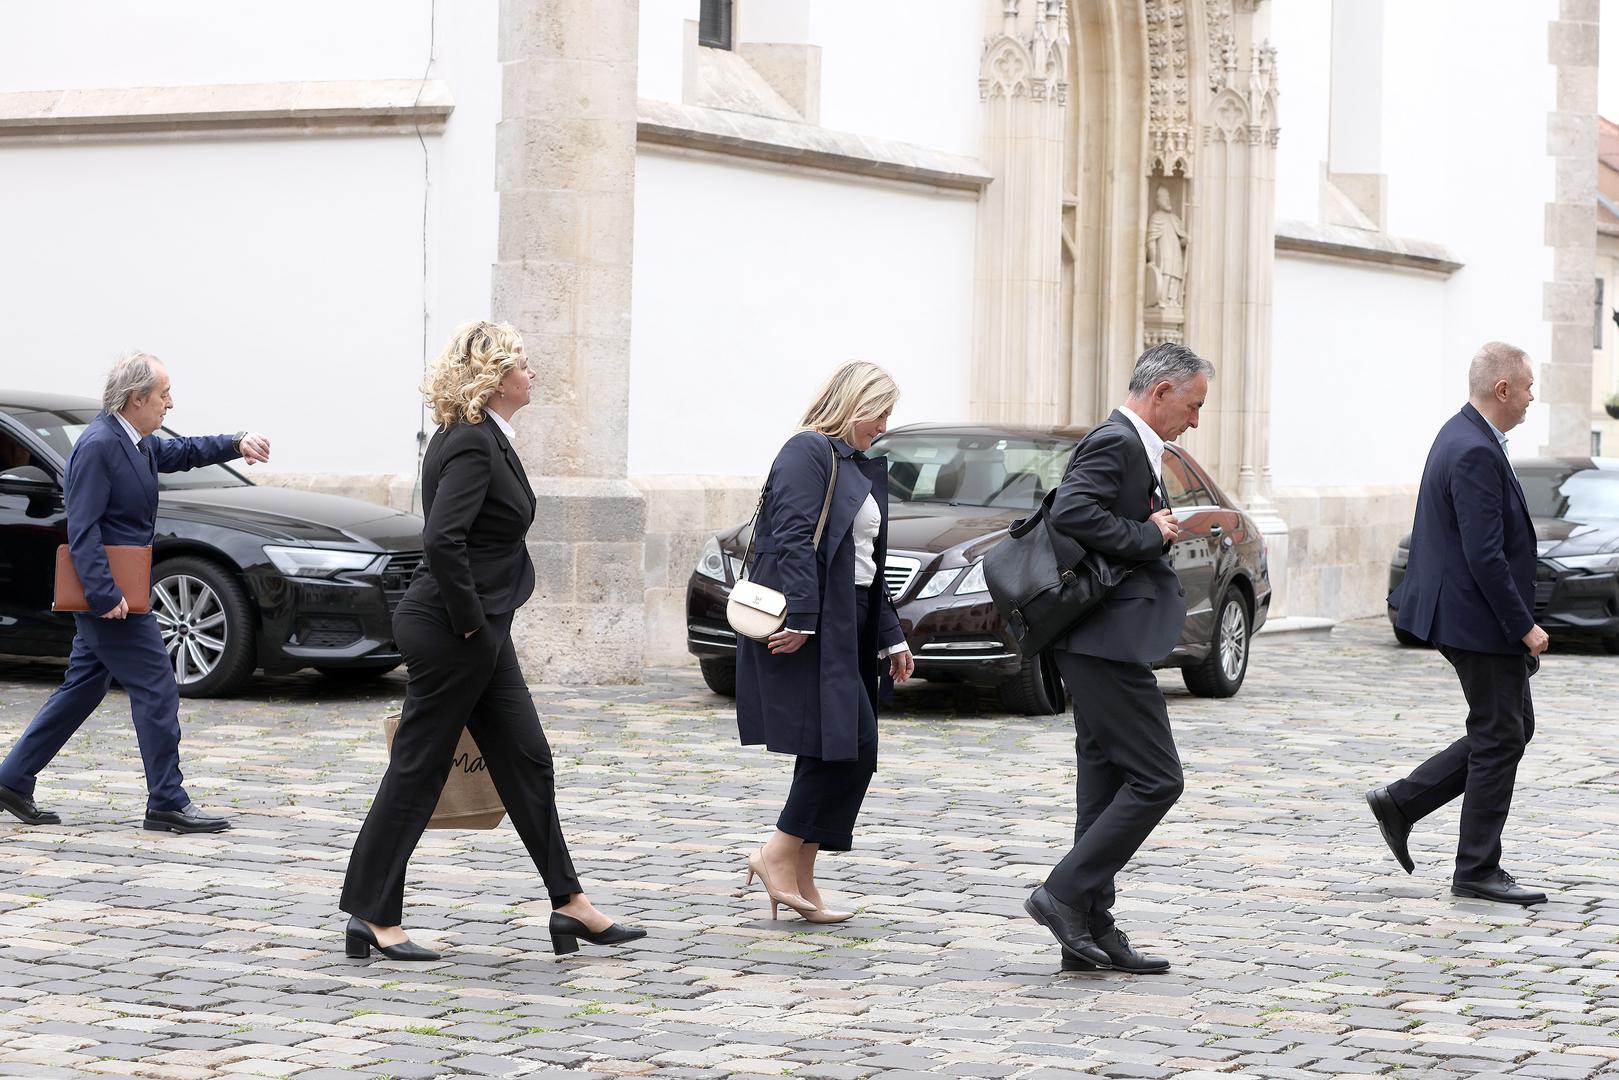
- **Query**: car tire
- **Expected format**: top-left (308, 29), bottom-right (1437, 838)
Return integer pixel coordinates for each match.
top-left (997, 650), bottom-right (1066, 716)
top-left (699, 658), bottom-right (737, 697)
top-left (150, 556), bottom-right (256, 699)
top-left (1183, 588), bottom-right (1250, 698)
top-left (1602, 636), bottom-right (1619, 655)
top-left (315, 662), bottom-right (402, 682)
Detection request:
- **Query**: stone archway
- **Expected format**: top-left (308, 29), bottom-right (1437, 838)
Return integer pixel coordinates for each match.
top-left (1060, 0), bottom-right (1151, 426)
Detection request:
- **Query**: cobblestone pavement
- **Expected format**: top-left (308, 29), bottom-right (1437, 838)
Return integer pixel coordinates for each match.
top-left (0, 618), bottom-right (1617, 1079)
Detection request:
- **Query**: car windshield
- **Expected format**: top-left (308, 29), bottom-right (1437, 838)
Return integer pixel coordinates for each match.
top-left (1518, 465), bottom-right (1619, 522)
top-left (8, 408), bottom-right (249, 490)
top-left (874, 432), bottom-right (1074, 510)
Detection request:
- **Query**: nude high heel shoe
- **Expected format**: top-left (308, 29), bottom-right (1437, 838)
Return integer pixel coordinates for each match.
top-left (802, 904), bottom-right (854, 924)
top-left (744, 848), bottom-right (815, 920)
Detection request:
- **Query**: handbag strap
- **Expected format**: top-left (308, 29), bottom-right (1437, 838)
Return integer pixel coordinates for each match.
top-left (738, 435), bottom-right (841, 580)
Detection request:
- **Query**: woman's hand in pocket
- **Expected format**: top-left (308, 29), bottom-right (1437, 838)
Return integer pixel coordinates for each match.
top-left (767, 629), bottom-right (809, 655)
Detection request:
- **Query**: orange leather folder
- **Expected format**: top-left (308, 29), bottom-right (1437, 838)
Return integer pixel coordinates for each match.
top-left (52, 545), bottom-right (152, 614)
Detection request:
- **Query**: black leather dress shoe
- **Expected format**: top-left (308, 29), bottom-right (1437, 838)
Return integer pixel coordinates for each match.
top-left (1023, 885), bottom-right (1112, 970)
top-left (1092, 927), bottom-right (1170, 973)
top-left (1366, 786), bottom-right (1414, 874)
top-left (1452, 870), bottom-right (1547, 906)
top-left (0, 784), bottom-right (59, 826)
top-left (142, 803), bottom-right (230, 834)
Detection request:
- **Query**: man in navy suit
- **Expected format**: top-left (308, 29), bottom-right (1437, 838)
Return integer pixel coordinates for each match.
top-left (0, 353), bottom-right (270, 833)
top-left (1370, 341), bottom-right (1548, 905)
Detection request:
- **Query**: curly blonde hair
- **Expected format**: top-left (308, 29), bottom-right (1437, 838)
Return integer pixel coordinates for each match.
top-left (422, 320), bottom-right (524, 427)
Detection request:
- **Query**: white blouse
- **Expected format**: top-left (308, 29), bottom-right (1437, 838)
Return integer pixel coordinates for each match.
top-left (852, 493), bottom-right (882, 587)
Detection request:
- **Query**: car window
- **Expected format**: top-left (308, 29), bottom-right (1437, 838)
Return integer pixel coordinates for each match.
top-left (1163, 449), bottom-right (1214, 508)
top-left (0, 423), bottom-right (50, 477)
top-left (6, 407), bottom-right (249, 490)
top-left (875, 433), bottom-right (1074, 510)
top-left (1519, 466), bottom-right (1619, 521)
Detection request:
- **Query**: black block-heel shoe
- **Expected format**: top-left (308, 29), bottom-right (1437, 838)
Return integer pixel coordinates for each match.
top-left (344, 916), bottom-right (441, 961)
top-left (548, 912), bottom-right (647, 955)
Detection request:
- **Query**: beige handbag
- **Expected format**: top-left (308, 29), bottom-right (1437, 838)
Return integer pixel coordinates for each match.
top-left (382, 714), bottom-right (507, 830)
top-left (727, 437), bottom-right (839, 641)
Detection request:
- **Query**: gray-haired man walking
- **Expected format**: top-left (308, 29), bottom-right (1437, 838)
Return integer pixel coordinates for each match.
top-left (1023, 342), bottom-right (1212, 974)
top-left (0, 353), bottom-right (269, 832)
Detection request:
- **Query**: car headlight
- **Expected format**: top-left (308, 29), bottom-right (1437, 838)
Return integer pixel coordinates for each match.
top-left (263, 545), bottom-right (377, 578)
top-left (696, 536), bottom-right (728, 581)
top-left (1551, 552), bottom-right (1619, 573)
top-left (956, 559), bottom-right (989, 595)
top-left (915, 566), bottom-right (963, 600)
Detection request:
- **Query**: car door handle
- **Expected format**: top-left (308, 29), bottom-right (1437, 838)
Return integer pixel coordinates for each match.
top-left (1208, 523), bottom-right (1222, 535)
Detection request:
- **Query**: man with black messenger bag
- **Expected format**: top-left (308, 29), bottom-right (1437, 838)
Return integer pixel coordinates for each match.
top-left (1015, 342), bottom-right (1212, 974)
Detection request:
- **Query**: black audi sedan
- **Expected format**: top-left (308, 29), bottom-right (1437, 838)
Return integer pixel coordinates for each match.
top-left (0, 391), bottom-right (424, 696)
top-left (1388, 457), bottom-right (1619, 650)
top-left (687, 423), bottom-right (1272, 715)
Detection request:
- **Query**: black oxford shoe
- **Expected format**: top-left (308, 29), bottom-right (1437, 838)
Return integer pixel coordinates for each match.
top-left (1092, 927), bottom-right (1170, 974)
top-left (142, 803), bottom-right (230, 834)
top-left (1366, 786), bottom-right (1414, 874)
top-left (1452, 870), bottom-right (1547, 906)
top-left (0, 784), bottom-right (59, 826)
top-left (1024, 885), bottom-right (1112, 970)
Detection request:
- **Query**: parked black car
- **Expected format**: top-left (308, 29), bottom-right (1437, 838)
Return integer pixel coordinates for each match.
top-left (1388, 456), bottom-right (1619, 651)
top-left (687, 423), bottom-right (1272, 715)
top-left (0, 391), bottom-right (425, 696)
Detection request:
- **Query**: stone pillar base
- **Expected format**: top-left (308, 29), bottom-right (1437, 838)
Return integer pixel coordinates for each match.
top-left (511, 476), bottom-right (646, 685)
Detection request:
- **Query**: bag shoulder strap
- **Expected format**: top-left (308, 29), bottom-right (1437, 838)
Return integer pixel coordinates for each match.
top-left (737, 434), bottom-right (842, 579)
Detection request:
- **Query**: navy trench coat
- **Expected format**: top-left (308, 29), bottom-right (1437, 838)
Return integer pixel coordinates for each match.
top-left (736, 431), bottom-right (907, 762)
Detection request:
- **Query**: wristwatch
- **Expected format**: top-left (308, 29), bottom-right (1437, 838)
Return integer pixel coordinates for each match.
top-left (232, 431), bottom-right (246, 455)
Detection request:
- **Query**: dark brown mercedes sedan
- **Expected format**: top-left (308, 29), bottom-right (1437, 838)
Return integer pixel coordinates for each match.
top-left (686, 423), bottom-right (1272, 715)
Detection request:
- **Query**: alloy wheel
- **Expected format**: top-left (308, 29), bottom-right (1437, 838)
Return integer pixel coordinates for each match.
top-left (152, 574), bottom-right (228, 685)
top-left (1218, 598), bottom-right (1247, 682)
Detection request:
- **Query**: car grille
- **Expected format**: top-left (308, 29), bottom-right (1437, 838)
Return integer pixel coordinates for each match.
top-left (885, 556), bottom-right (922, 600)
top-left (381, 552), bottom-right (423, 612)
top-left (296, 615), bottom-right (363, 648)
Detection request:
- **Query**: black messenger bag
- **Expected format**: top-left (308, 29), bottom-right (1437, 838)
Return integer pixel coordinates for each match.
top-left (983, 485), bottom-right (1132, 656)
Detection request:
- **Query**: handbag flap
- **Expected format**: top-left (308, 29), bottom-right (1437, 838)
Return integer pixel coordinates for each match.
top-left (730, 579), bottom-right (787, 617)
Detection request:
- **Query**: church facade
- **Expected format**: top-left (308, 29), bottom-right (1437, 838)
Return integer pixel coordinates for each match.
top-left (0, 0), bottom-right (1597, 679)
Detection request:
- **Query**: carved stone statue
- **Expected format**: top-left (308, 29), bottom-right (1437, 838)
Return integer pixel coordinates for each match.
top-left (1145, 185), bottom-right (1187, 310)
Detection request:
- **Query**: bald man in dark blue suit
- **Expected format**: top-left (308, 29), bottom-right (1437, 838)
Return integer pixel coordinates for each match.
top-left (0, 354), bottom-right (269, 833)
top-left (1371, 342), bottom-right (1549, 906)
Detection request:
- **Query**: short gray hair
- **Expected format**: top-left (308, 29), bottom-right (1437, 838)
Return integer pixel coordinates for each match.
top-left (1127, 342), bottom-right (1215, 396)
top-left (1468, 341), bottom-right (1530, 399)
top-left (102, 351), bottom-right (165, 413)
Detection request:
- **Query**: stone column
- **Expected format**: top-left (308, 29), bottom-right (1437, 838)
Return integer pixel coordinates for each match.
top-left (495, 0), bottom-right (645, 683)
top-left (1540, 0), bottom-right (1598, 456)
top-left (971, 0), bottom-right (1070, 425)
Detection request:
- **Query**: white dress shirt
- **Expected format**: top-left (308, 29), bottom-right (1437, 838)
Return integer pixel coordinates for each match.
top-left (485, 408), bottom-right (515, 441)
top-left (1116, 404), bottom-right (1165, 482)
top-left (112, 411), bottom-right (143, 446)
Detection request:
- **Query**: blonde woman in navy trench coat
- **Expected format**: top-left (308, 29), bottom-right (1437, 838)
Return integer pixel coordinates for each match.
top-left (735, 361), bottom-right (915, 922)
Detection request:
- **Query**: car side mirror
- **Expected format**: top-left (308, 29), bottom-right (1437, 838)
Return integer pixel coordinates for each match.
top-left (0, 464), bottom-right (56, 494)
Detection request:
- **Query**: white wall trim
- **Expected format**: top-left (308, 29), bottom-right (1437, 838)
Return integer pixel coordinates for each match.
top-left (1274, 218), bottom-right (1462, 276)
top-left (637, 98), bottom-right (991, 195)
top-left (0, 80), bottom-right (455, 143)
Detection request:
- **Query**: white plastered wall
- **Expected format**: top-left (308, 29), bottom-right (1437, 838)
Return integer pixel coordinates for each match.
top-left (1267, 0), bottom-right (1558, 620)
top-left (0, 0), bottom-right (501, 477)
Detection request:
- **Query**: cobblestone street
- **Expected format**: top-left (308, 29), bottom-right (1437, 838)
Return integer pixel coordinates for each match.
top-left (0, 618), bottom-right (1616, 1079)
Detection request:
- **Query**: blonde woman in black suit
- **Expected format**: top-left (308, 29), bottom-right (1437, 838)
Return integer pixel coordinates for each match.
top-left (340, 320), bottom-right (644, 961)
